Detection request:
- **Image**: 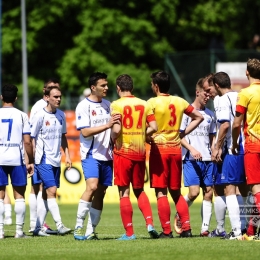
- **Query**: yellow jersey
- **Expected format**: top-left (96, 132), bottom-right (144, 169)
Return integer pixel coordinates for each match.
top-left (147, 94), bottom-right (193, 154)
top-left (236, 82), bottom-right (260, 153)
top-left (111, 95), bottom-right (155, 161)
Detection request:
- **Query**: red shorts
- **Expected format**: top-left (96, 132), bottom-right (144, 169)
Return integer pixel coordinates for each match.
top-left (113, 154), bottom-right (146, 189)
top-left (244, 153), bottom-right (260, 184)
top-left (149, 152), bottom-right (182, 190)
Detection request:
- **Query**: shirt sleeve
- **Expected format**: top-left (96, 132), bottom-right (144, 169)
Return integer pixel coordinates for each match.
top-left (30, 112), bottom-right (43, 138)
top-left (76, 102), bottom-right (91, 130)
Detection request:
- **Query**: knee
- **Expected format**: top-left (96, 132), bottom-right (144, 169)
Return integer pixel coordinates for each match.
top-left (189, 190), bottom-right (200, 201)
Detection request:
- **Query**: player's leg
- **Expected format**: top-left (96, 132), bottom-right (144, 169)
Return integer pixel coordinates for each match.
top-left (132, 160), bottom-right (159, 239)
top-left (85, 159), bottom-right (112, 240)
top-left (169, 153), bottom-right (192, 238)
top-left (150, 153), bottom-right (173, 238)
top-left (29, 182), bottom-right (39, 232)
top-left (114, 154), bottom-right (136, 240)
top-left (3, 191), bottom-right (12, 225)
top-left (74, 156), bottom-right (99, 240)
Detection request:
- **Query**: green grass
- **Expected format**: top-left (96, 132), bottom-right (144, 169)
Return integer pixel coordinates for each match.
top-left (1, 203), bottom-right (260, 260)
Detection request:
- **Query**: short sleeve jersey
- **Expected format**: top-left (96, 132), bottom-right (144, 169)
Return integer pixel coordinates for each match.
top-left (76, 98), bottom-right (112, 161)
top-left (0, 107), bottom-right (31, 166)
top-left (236, 82), bottom-right (260, 153)
top-left (180, 107), bottom-right (216, 161)
top-left (214, 91), bottom-right (244, 154)
top-left (111, 96), bottom-right (155, 161)
top-left (147, 94), bottom-right (194, 154)
top-left (30, 108), bottom-right (66, 167)
top-left (30, 99), bottom-right (47, 122)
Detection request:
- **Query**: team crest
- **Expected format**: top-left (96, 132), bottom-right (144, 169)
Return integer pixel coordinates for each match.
top-left (45, 121), bottom-right (50, 126)
top-left (92, 110), bottom-right (97, 116)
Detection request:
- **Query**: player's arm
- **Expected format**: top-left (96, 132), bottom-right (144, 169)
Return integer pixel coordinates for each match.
top-left (212, 121), bottom-right (229, 162)
top-left (80, 114), bottom-right (121, 138)
top-left (23, 134), bottom-right (34, 176)
top-left (111, 116), bottom-right (122, 142)
top-left (180, 138), bottom-right (202, 160)
top-left (61, 134), bottom-right (72, 170)
top-left (146, 119), bottom-right (157, 136)
top-left (232, 111), bottom-right (244, 154)
top-left (209, 133), bottom-right (215, 151)
top-left (180, 109), bottom-right (204, 138)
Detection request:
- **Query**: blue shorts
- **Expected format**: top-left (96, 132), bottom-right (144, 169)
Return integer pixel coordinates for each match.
top-left (36, 164), bottom-right (61, 189)
top-left (183, 160), bottom-right (215, 187)
top-left (213, 154), bottom-right (246, 185)
top-left (0, 165), bottom-right (27, 186)
top-left (31, 166), bottom-right (42, 185)
top-left (81, 155), bottom-right (113, 186)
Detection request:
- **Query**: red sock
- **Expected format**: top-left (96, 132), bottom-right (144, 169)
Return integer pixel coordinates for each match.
top-left (120, 197), bottom-right (134, 236)
top-left (157, 196), bottom-right (171, 234)
top-left (247, 217), bottom-right (257, 236)
top-left (137, 192), bottom-right (153, 227)
top-left (173, 195), bottom-right (191, 231)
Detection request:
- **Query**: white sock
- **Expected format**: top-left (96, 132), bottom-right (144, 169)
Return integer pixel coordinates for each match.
top-left (15, 199), bottom-right (26, 235)
top-left (214, 196), bottom-right (226, 233)
top-left (226, 194), bottom-right (241, 235)
top-left (29, 193), bottom-right (37, 229)
top-left (85, 208), bottom-right (102, 236)
top-left (4, 203), bottom-right (12, 219)
top-left (184, 194), bottom-right (193, 207)
top-left (201, 200), bottom-right (212, 232)
top-left (236, 195), bottom-right (247, 231)
top-left (47, 198), bottom-right (62, 228)
top-left (0, 199), bottom-right (4, 233)
top-left (36, 199), bottom-right (48, 229)
top-left (75, 199), bottom-right (92, 229)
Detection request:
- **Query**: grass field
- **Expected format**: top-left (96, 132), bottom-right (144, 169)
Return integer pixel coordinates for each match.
top-left (1, 202), bottom-right (260, 260)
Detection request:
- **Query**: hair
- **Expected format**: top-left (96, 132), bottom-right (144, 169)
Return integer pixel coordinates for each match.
top-left (247, 58), bottom-right (260, 79)
top-left (88, 72), bottom-right (107, 87)
top-left (212, 72), bottom-right (231, 89)
top-left (44, 78), bottom-right (60, 88)
top-left (116, 74), bottom-right (133, 92)
top-left (202, 73), bottom-right (214, 87)
top-left (44, 85), bottom-right (61, 96)
top-left (1, 84), bottom-right (18, 103)
top-left (150, 71), bottom-right (170, 93)
top-left (196, 78), bottom-right (204, 91)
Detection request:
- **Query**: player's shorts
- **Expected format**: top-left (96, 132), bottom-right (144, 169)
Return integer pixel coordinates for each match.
top-left (36, 164), bottom-right (61, 189)
top-left (0, 165), bottom-right (27, 186)
top-left (113, 154), bottom-right (145, 189)
top-left (244, 152), bottom-right (260, 184)
top-left (81, 155), bottom-right (113, 186)
top-left (183, 160), bottom-right (215, 187)
top-left (213, 153), bottom-right (245, 185)
top-left (31, 166), bottom-right (42, 185)
top-left (149, 152), bottom-right (182, 190)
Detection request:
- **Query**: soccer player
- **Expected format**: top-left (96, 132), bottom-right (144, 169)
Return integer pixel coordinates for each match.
top-left (180, 78), bottom-right (216, 237)
top-left (211, 72), bottom-right (246, 240)
top-left (111, 74), bottom-right (159, 240)
top-left (29, 78), bottom-right (60, 234)
top-left (31, 85), bottom-right (72, 236)
top-left (0, 84), bottom-right (34, 239)
top-left (73, 72), bottom-right (120, 241)
top-left (147, 71), bottom-right (203, 238)
top-left (232, 58), bottom-right (260, 240)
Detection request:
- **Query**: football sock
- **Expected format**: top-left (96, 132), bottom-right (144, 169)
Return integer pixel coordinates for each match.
top-left (214, 195), bottom-right (226, 233)
top-left (157, 196), bottom-right (171, 234)
top-left (85, 207), bottom-right (101, 236)
top-left (201, 200), bottom-right (212, 232)
top-left (35, 199), bottom-right (48, 229)
top-left (137, 191), bottom-right (153, 227)
top-left (236, 195), bottom-right (247, 231)
top-left (15, 199), bottom-right (25, 235)
top-left (0, 199), bottom-right (4, 233)
top-left (184, 194), bottom-right (193, 207)
top-left (29, 193), bottom-right (37, 230)
top-left (120, 197), bottom-right (134, 236)
top-left (226, 194), bottom-right (241, 235)
top-left (75, 199), bottom-right (91, 229)
top-left (47, 198), bottom-right (62, 228)
top-left (174, 195), bottom-right (191, 231)
top-left (4, 203), bottom-right (12, 219)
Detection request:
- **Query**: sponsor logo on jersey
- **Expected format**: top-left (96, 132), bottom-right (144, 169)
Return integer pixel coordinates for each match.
top-left (45, 121), bottom-right (50, 126)
top-left (92, 110), bottom-right (97, 116)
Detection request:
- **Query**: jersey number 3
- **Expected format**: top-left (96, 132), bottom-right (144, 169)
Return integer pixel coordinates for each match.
top-left (168, 104), bottom-right (176, 127)
top-left (123, 105), bottom-right (144, 129)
